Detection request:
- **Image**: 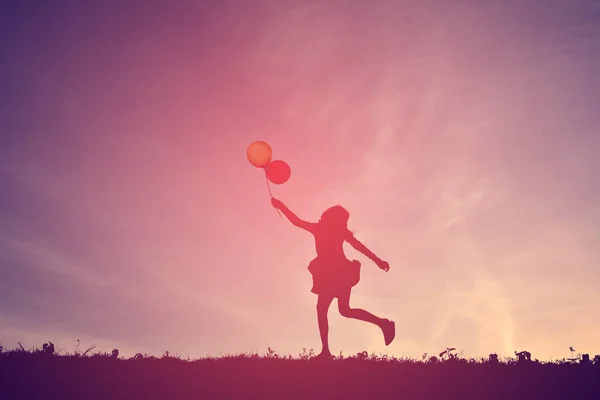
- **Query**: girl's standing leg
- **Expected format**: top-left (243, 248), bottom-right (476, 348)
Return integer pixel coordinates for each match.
top-left (316, 294), bottom-right (335, 356)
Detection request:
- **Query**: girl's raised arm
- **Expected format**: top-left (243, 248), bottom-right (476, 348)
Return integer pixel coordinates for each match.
top-left (271, 198), bottom-right (315, 232)
top-left (346, 233), bottom-right (390, 272)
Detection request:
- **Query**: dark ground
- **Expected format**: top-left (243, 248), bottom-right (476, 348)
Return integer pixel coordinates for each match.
top-left (1, 350), bottom-right (599, 399)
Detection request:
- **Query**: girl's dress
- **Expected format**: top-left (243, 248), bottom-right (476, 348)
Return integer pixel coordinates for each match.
top-left (306, 224), bottom-right (361, 298)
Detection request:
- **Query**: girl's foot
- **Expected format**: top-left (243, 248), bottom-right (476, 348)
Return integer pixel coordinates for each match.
top-left (382, 319), bottom-right (395, 346)
top-left (315, 351), bottom-right (333, 360)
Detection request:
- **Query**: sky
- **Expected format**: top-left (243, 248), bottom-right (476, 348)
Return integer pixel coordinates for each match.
top-left (1, 0), bottom-right (599, 360)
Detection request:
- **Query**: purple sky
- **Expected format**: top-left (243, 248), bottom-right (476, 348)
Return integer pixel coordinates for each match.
top-left (1, 0), bottom-right (599, 359)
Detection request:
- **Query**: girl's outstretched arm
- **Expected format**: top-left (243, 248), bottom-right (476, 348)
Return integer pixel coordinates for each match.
top-left (346, 233), bottom-right (390, 272)
top-left (271, 198), bottom-right (315, 232)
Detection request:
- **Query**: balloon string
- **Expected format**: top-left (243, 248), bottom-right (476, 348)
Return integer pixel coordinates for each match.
top-left (265, 171), bottom-right (281, 217)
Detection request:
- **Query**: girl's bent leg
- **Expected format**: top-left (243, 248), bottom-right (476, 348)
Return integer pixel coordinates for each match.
top-left (337, 289), bottom-right (395, 345)
top-left (316, 294), bottom-right (334, 356)
top-left (337, 289), bottom-right (385, 327)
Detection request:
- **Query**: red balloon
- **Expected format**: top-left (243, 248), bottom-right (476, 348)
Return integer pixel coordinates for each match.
top-left (266, 160), bottom-right (291, 185)
top-left (246, 141), bottom-right (272, 168)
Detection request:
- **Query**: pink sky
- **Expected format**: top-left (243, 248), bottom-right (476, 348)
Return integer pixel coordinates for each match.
top-left (1, 0), bottom-right (599, 360)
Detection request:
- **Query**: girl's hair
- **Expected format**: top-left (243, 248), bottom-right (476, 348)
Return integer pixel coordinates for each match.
top-left (320, 205), bottom-right (350, 230)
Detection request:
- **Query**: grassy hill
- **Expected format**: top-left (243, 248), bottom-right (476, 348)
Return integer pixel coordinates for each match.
top-left (1, 345), bottom-right (599, 399)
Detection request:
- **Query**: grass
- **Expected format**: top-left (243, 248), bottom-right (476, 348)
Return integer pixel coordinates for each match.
top-left (1, 343), bottom-right (600, 399)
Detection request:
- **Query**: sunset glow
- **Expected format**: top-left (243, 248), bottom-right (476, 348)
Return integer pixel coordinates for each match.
top-left (1, 0), bottom-right (599, 361)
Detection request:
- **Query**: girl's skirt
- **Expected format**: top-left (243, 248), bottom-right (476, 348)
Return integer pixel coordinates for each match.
top-left (307, 257), bottom-right (361, 298)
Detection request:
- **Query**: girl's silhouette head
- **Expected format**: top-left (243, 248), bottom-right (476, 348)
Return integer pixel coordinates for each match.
top-left (319, 205), bottom-right (350, 230)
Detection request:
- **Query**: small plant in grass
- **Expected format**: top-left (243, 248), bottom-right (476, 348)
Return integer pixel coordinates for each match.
top-left (297, 348), bottom-right (314, 360)
top-left (515, 351), bottom-right (531, 363)
top-left (82, 345), bottom-right (96, 357)
top-left (265, 347), bottom-right (279, 359)
top-left (70, 340), bottom-right (95, 357)
top-left (568, 347), bottom-right (579, 364)
top-left (42, 342), bottom-right (55, 355)
top-left (439, 347), bottom-right (456, 361)
top-left (580, 354), bottom-right (590, 365)
top-left (162, 351), bottom-right (183, 360)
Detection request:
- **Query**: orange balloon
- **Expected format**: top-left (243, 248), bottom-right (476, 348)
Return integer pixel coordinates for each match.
top-left (266, 160), bottom-right (291, 185)
top-left (246, 141), bottom-right (272, 168)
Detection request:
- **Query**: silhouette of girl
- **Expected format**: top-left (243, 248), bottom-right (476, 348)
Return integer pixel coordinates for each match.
top-left (271, 198), bottom-right (395, 358)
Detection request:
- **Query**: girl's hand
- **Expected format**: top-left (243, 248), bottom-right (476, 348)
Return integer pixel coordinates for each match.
top-left (376, 259), bottom-right (390, 272)
top-left (271, 198), bottom-right (284, 210)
